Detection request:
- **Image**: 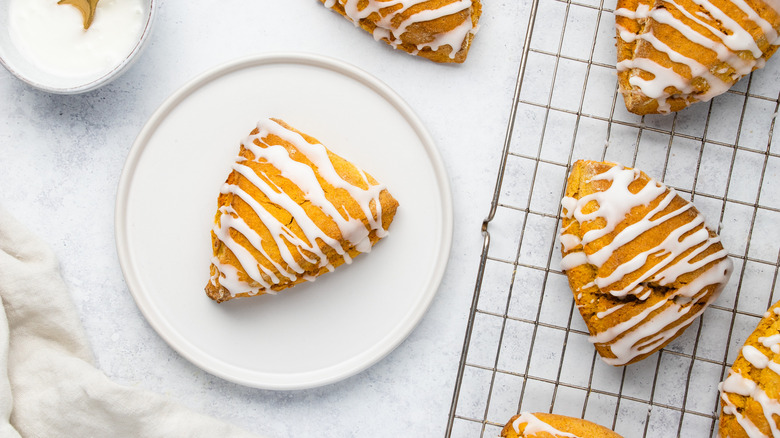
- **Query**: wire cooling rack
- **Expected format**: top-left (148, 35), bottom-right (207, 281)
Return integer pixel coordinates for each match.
top-left (445, 0), bottom-right (780, 437)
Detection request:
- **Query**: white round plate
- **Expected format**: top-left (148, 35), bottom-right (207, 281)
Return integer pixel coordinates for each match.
top-left (115, 53), bottom-right (453, 390)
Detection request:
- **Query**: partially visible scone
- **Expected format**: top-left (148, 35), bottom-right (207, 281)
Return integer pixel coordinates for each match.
top-left (320, 0), bottom-right (482, 63)
top-left (719, 300), bottom-right (780, 437)
top-left (501, 412), bottom-right (623, 438)
top-left (205, 118), bottom-right (399, 302)
top-left (560, 160), bottom-right (732, 366)
top-left (615, 0), bottom-right (780, 114)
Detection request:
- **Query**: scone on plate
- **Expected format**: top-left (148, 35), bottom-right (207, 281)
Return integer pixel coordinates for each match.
top-left (205, 118), bottom-right (399, 302)
top-left (559, 160), bottom-right (732, 366)
top-left (320, 0), bottom-right (482, 63)
top-left (501, 412), bottom-right (623, 438)
top-left (615, 0), bottom-right (780, 114)
top-left (719, 299), bottom-right (780, 437)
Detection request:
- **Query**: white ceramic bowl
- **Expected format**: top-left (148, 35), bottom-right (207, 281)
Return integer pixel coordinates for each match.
top-left (0, 0), bottom-right (156, 94)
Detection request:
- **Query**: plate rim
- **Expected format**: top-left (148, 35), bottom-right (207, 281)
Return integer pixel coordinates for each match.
top-left (114, 52), bottom-right (454, 390)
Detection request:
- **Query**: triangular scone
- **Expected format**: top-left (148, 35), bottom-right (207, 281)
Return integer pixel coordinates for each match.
top-left (320, 0), bottom-right (482, 63)
top-left (719, 300), bottom-right (780, 437)
top-left (501, 412), bottom-right (623, 438)
top-left (559, 160), bottom-right (732, 366)
top-left (205, 118), bottom-right (399, 303)
top-left (615, 0), bottom-right (780, 114)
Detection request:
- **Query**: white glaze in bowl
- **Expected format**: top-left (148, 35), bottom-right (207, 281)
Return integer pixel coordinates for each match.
top-left (0, 0), bottom-right (155, 94)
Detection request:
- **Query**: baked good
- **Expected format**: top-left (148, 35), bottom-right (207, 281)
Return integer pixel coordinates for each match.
top-left (501, 412), bottom-right (623, 438)
top-left (559, 160), bottom-right (732, 366)
top-left (320, 0), bottom-right (482, 63)
top-left (615, 0), bottom-right (780, 114)
top-left (719, 299), bottom-right (780, 437)
top-left (205, 118), bottom-right (399, 302)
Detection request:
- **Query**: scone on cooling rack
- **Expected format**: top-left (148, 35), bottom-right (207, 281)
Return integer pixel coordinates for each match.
top-left (615, 0), bottom-right (780, 114)
top-left (320, 0), bottom-right (482, 63)
top-left (205, 118), bottom-right (399, 303)
top-left (719, 299), bottom-right (780, 437)
top-left (559, 160), bottom-right (732, 366)
top-left (501, 412), bottom-right (623, 438)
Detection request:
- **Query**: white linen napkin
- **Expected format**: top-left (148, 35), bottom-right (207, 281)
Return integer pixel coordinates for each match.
top-left (0, 209), bottom-right (261, 438)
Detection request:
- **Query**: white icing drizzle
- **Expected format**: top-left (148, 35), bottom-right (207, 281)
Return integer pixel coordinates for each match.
top-left (720, 370), bottom-right (780, 437)
top-left (742, 345), bottom-right (778, 373)
top-left (730, 0), bottom-right (779, 43)
top-left (559, 233), bottom-right (582, 252)
top-left (327, 0), bottom-right (477, 58)
top-left (596, 303), bottom-right (626, 319)
top-left (615, 0), bottom-right (780, 111)
top-left (560, 163), bottom-right (732, 366)
top-left (510, 413), bottom-right (582, 438)
top-left (718, 311), bottom-right (780, 437)
top-left (761, 334), bottom-right (780, 354)
top-left (209, 118), bottom-right (389, 297)
top-left (683, 0), bottom-right (763, 57)
top-left (588, 262), bottom-right (724, 365)
top-left (615, 22), bottom-right (731, 109)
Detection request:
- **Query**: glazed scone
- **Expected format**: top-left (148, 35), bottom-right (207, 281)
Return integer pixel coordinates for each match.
top-left (501, 412), bottom-right (623, 438)
top-left (559, 160), bottom-right (732, 366)
top-left (320, 0), bottom-right (482, 63)
top-left (719, 299), bottom-right (780, 437)
top-left (205, 118), bottom-right (399, 303)
top-left (615, 0), bottom-right (780, 114)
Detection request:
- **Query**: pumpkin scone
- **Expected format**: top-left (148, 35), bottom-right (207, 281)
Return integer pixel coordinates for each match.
top-left (559, 160), bottom-right (732, 366)
top-left (205, 118), bottom-right (399, 302)
top-left (501, 412), bottom-right (623, 438)
top-left (719, 299), bottom-right (780, 437)
top-left (320, 0), bottom-right (482, 63)
top-left (615, 0), bottom-right (780, 114)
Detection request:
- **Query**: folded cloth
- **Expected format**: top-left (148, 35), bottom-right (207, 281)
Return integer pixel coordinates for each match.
top-left (0, 209), bottom-right (261, 438)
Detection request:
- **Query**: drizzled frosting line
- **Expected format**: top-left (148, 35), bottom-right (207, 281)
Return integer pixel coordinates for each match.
top-left (510, 413), bottom-right (582, 438)
top-left (719, 314), bottom-right (780, 437)
top-left (615, 0), bottom-right (780, 113)
top-left (330, 0), bottom-right (477, 59)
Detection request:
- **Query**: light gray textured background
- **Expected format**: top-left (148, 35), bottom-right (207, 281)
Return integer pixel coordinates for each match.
top-left (6, 0), bottom-right (778, 437)
top-left (0, 1), bottom-right (519, 437)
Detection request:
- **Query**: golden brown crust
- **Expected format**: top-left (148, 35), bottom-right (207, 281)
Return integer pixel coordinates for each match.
top-left (321, 0), bottom-right (481, 63)
top-left (616, 0), bottom-right (780, 114)
top-left (719, 300), bottom-right (780, 437)
top-left (561, 160), bottom-right (730, 365)
top-left (205, 119), bottom-right (398, 302)
top-left (500, 413), bottom-right (623, 438)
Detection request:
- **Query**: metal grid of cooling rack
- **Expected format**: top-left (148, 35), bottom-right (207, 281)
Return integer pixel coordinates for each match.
top-left (445, 0), bottom-right (780, 437)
